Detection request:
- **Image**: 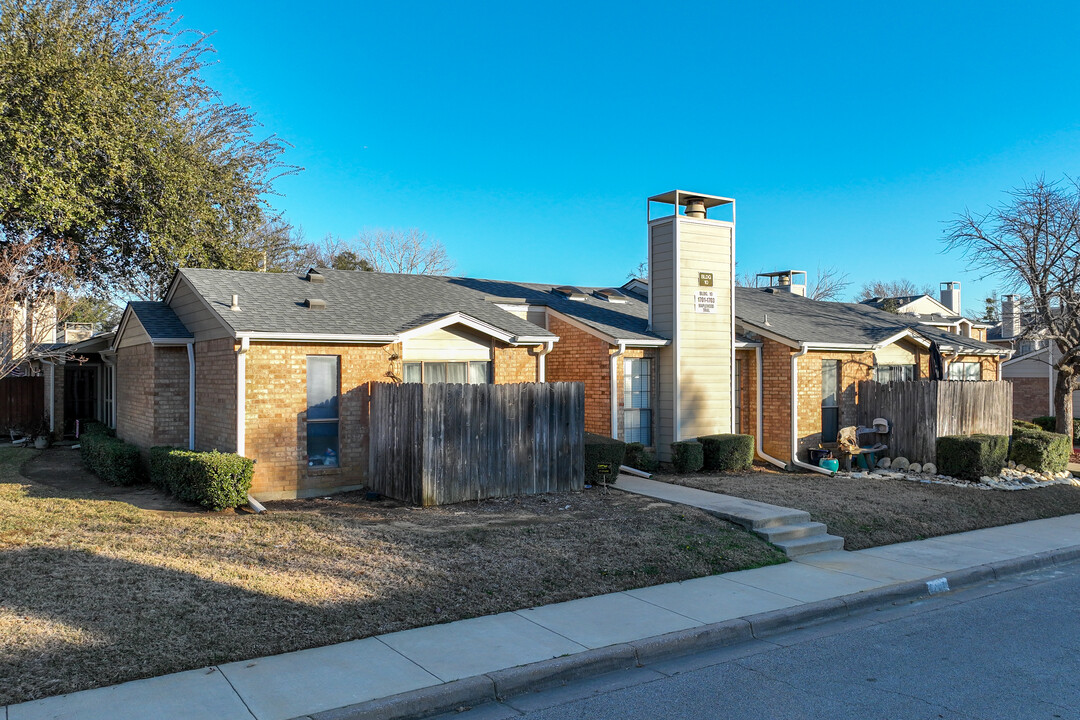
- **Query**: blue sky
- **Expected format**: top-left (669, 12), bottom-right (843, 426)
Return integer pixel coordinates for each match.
top-left (177, 0), bottom-right (1080, 315)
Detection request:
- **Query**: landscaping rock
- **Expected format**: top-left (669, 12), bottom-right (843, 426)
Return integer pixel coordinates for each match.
top-left (892, 457), bottom-right (910, 471)
top-left (877, 457), bottom-right (892, 469)
top-left (1008, 460), bottom-right (1017, 469)
top-left (1017, 464), bottom-right (1029, 473)
top-left (922, 463), bottom-right (937, 475)
top-left (908, 463), bottom-right (922, 474)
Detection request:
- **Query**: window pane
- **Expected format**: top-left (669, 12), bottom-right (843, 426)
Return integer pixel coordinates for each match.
top-left (307, 421), bottom-right (339, 466)
top-left (469, 361), bottom-right (490, 384)
top-left (822, 408), bottom-right (839, 443)
top-left (307, 356), bottom-right (339, 420)
top-left (967, 363), bottom-right (981, 381)
top-left (425, 362), bottom-right (446, 384)
top-left (821, 360), bottom-right (839, 407)
top-left (446, 362), bottom-right (467, 384)
top-left (404, 363), bottom-right (421, 383)
top-left (624, 409), bottom-right (651, 445)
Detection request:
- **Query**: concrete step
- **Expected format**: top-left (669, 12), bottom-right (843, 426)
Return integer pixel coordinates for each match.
top-left (769, 534), bottom-right (846, 558)
top-left (756, 522), bottom-right (828, 544)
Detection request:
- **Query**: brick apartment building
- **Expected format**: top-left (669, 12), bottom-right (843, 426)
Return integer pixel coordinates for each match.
top-left (79, 190), bottom-right (1009, 499)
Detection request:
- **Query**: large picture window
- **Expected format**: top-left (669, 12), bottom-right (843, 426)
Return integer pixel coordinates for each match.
top-left (624, 357), bottom-right (652, 445)
top-left (821, 359), bottom-right (840, 443)
top-left (403, 360), bottom-right (491, 384)
top-left (307, 356), bottom-right (340, 467)
top-left (948, 361), bottom-right (981, 381)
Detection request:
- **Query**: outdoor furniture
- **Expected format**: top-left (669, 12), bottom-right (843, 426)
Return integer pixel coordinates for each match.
top-left (837, 426), bottom-right (889, 472)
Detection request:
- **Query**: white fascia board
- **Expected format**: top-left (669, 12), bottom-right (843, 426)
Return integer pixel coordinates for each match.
top-left (237, 332), bottom-right (397, 344)
top-left (734, 340), bottom-right (763, 348)
top-left (397, 312), bottom-right (517, 343)
top-left (874, 329), bottom-right (929, 350)
top-left (151, 338), bottom-right (195, 346)
top-left (734, 321), bottom-right (801, 348)
top-left (545, 308), bottom-right (669, 347)
top-left (109, 306), bottom-right (138, 351)
top-left (1003, 348), bottom-right (1046, 366)
top-left (511, 335), bottom-right (561, 345)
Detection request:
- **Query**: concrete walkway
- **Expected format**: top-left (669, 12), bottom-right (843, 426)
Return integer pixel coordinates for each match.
top-left (7, 514), bottom-right (1080, 720)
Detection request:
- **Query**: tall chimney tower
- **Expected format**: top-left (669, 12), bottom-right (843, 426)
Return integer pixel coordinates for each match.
top-left (647, 190), bottom-right (735, 460)
top-left (940, 281), bottom-right (961, 315)
top-left (1002, 294), bottom-right (1020, 339)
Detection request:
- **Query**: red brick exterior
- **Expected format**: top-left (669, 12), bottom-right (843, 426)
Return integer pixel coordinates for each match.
top-left (545, 315), bottom-right (612, 436)
top-left (794, 350), bottom-right (875, 460)
top-left (735, 349), bottom-right (755, 440)
top-left (116, 342), bottom-right (189, 451)
top-left (1010, 376), bottom-right (1049, 420)
top-left (493, 341), bottom-right (539, 384)
top-left (194, 338), bottom-right (237, 453)
top-left (759, 339), bottom-right (793, 461)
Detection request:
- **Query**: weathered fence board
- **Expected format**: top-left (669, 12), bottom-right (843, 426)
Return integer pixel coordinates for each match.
top-left (857, 380), bottom-right (1012, 464)
top-left (368, 382), bottom-right (585, 506)
top-left (0, 376), bottom-right (44, 431)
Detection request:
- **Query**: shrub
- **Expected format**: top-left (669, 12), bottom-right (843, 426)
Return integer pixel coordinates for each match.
top-left (1030, 416), bottom-right (1080, 443)
top-left (150, 447), bottom-right (254, 510)
top-left (670, 440), bottom-right (704, 473)
top-left (80, 433), bottom-right (143, 486)
top-left (583, 432), bottom-right (626, 485)
top-left (698, 434), bottom-right (754, 472)
top-left (935, 434), bottom-right (1008, 481)
top-left (80, 421), bottom-right (112, 438)
top-left (1009, 430), bottom-right (1070, 474)
top-left (623, 442), bottom-right (658, 473)
top-left (1013, 419), bottom-right (1041, 431)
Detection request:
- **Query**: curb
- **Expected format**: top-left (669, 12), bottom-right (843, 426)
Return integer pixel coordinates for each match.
top-left (277, 542), bottom-right (1080, 720)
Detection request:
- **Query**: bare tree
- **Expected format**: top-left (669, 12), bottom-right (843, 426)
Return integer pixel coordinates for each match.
top-left (627, 260), bottom-right (648, 281)
top-left (807, 265), bottom-right (852, 301)
top-left (357, 229), bottom-right (454, 275)
top-left (944, 176), bottom-right (1080, 439)
top-left (855, 278), bottom-right (935, 302)
top-left (0, 237), bottom-right (78, 378)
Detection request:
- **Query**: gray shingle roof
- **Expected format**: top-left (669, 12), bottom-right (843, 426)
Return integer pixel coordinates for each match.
top-left (129, 302), bottom-right (193, 341)
top-left (735, 287), bottom-right (1003, 354)
top-left (177, 268), bottom-right (556, 341)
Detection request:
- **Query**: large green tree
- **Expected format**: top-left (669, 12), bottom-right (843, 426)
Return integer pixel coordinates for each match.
top-left (0, 0), bottom-right (297, 298)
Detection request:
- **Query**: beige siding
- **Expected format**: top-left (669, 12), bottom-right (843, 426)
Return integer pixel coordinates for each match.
top-left (649, 219), bottom-right (676, 459)
top-left (170, 279), bottom-right (232, 341)
top-left (116, 315), bottom-right (150, 349)
top-left (1005, 350), bottom-right (1051, 379)
top-left (402, 325), bottom-right (494, 361)
top-left (874, 342), bottom-right (916, 366)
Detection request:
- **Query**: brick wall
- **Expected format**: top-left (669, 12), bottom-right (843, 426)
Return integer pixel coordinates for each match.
top-left (545, 315), bottom-right (612, 435)
top-left (154, 347), bottom-right (190, 447)
top-left (760, 339), bottom-right (792, 461)
top-left (493, 342), bottom-right (539, 384)
top-left (1010, 376), bottom-right (1048, 420)
top-left (195, 338), bottom-right (236, 453)
top-left (735, 348), bottom-right (756, 442)
top-left (795, 350), bottom-right (875, 460)
top-left (116, 343), bottom-right (155, 449)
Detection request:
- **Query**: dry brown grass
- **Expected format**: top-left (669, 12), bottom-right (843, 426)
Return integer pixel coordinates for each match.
top-left (0, 448), bottom-right (785, 706)
top-left (661, 465), bottom-right (1080, 550)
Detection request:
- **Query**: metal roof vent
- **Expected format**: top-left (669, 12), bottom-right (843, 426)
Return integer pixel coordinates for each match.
top-left (305, 298), bottom-right (327, 310)
top-left (595, 288), bottom-right (627, 303)
top-left (230, 294), bottom-right (241, 312)
top-left (684, 197), bottom-right (707, 219)
top-left (553, 286), bottom-right (588, 301)
top-left (306, 269), bottom-right (325, 283)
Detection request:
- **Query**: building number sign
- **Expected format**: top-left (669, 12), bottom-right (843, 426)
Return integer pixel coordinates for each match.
top-left (695, 290), bottom-right (717, 314)
top-left (698, 272), bottom-right (713, 287)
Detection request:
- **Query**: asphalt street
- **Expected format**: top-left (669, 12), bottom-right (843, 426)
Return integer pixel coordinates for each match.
top-left (434, 561), bottom-right (1080, 720)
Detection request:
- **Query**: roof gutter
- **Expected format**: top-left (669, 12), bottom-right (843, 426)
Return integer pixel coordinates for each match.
top-left (791, 343), bottom-right (833, 476)
top-left (610, 341), bottom-right (626, 439)
top-left (755, 345), bottom-right (786, 470)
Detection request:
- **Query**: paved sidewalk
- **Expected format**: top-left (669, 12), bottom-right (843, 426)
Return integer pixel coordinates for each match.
top-left (8, 514), bottom-right (1080, 720)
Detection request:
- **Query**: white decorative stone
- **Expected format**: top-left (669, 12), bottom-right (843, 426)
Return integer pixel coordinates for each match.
top-left (877, 457), bottom-right (892, 469)
top-left (1008, 460), bottom-right (1016, 469)
top-left (922, 463), bottom-right (937, 475)
top-left (892, 457), bottom-right (910, 471)
top-left (908, 463), bottom-right (922, 474)
top-left (1017, 464), bottom-right (1028, 473)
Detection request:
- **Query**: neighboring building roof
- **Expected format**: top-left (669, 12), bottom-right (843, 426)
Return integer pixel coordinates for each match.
top-left (860, 295), bottom-right (989, 327)
top-left (736, 287), bottom-right (1004, 354)
top-left (441, 277), bottom-right (667, 344)
top-left (176, 268), bottom-right (557, 343)
top-left (129, 302), bottom-right (194, 341)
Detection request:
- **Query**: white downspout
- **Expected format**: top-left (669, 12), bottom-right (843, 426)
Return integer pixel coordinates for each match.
top-left (537, 341), bottom-right (554, 383)
top-left (610, 341), bottom-right (626, 439)
top-left (237, 337), bottom-right (250, 456)
top-left (46, 361), bottom-right (55, 433)
top-left (186, 342), bottom-right (195, 450)
top-left (755, 345), bottom-right (786, 470)
top-left (791, 343), bottom-right (833, 475)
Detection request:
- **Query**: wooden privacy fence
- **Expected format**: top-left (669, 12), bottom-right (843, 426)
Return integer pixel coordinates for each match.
top-left (0, 376), bottom-right (44, 431)
top-left (368, 381), bottom-right (585, 506)
top-left (856, 380), bottom-right (1012, 465)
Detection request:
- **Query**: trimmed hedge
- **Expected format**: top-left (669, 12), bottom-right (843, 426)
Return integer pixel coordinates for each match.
top-left (584, 432), bottom-right (626, 485)
top-left (79, 421), bottom-right (112, 438)
top-left (80, 433), bottom-right (142, 486)
top-left (670, 440), bottom-right (704, 473)
top-left (623, 442), bottom-right (659, 473)
top-left (698, 434), bottom-right (754, 472)
top-left (150, 447), bottom-right (254, 510)
top-left (935, 434), bottom-right (1008, 482)
top-left (1031, 416), bottom-right (1080, 443)
top-left (1009, 430), bottom-right (1070, 474)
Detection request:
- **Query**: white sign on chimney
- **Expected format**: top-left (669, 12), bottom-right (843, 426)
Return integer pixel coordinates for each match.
top-left (695, 290), bottom-right (717, 313)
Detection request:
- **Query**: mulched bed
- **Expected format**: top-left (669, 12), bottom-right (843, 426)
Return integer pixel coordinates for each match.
top-left (0, 448), bottom-right (784, 706)
top-left (658, 464), bottom-right (1080, 551)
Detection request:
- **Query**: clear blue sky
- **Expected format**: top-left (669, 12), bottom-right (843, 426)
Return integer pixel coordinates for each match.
top-left (177, 0), bottom-right (1080, 315)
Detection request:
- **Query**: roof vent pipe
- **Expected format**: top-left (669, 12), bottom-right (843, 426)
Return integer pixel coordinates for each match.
top-left (684, 197), bottom-right (707, 219)
top-left (230, 294), bottom-right (241, 312)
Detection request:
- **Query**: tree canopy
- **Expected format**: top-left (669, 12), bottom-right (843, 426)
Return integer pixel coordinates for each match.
top-left (0, 0), bottom-right (297, 297)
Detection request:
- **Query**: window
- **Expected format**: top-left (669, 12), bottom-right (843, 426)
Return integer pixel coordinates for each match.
top-left (624, 357), bottom-right (652, 445)
top-left (403, 360), bottom-right (491, 384)
top-left (821, 359), bottom-right (840, 443)
top-left (307, 356), bottom-right (340, 467)
top-left (734, 359), bottom-right (742, 434)
top-left (874, 364), bottom-right (915, 383)
top-left (102, 365), bottom-right (114, 429)
top-left (948, 361), bottom-right (981, 381)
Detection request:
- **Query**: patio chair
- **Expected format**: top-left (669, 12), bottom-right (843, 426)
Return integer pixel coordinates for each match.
top-left (836, 426), bottom-right (888, 472)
